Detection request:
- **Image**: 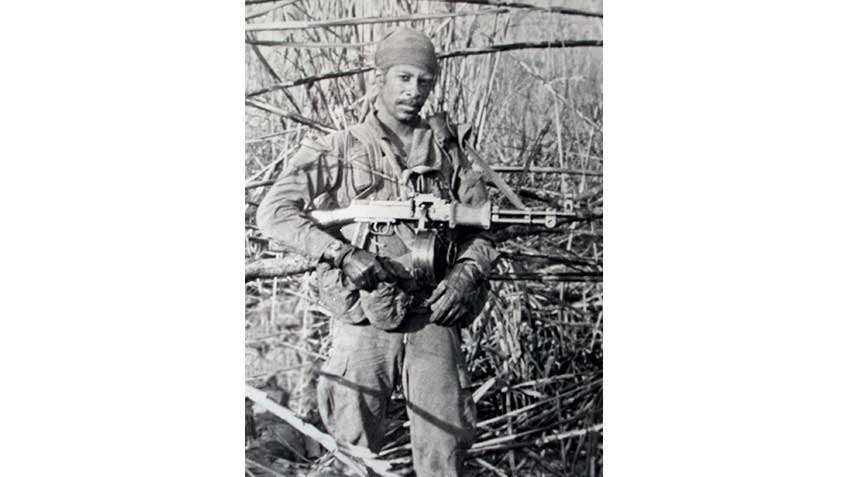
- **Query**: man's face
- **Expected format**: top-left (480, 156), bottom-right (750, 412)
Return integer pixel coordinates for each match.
top-left (377, 64), bottom-right (436, 124)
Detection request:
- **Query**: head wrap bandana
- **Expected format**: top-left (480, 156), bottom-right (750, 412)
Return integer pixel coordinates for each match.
top-left (374, 27), bottom-right (438, 74)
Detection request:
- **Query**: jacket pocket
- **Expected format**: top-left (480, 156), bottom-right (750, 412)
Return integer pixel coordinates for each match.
top-left (346, 150), bottom-right (374, 197)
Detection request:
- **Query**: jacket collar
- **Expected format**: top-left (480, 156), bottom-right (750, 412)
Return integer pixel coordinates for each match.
top-left (364, 108), bottom-right (441, 170)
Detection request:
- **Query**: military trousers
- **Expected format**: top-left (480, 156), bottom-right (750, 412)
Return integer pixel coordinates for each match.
top-left (317, 311), bottom-right (477, 477)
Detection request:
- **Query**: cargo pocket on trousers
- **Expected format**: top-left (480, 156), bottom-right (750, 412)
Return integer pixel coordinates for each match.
top-left (316, 350), bottom-right (349, 436)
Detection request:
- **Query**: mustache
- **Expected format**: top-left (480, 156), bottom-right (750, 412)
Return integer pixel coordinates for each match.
top-left (397, 98), bottom-right (422, 107)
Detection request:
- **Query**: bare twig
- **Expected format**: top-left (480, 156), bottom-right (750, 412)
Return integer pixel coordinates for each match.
top-left (245, 179), bottom-right (276, 190)
top-left (246, 40), bottom-right (602, 96)
top-left (246, 33), bottom-right (304, 114)
top-left (245, 9), bottom-right (509, 31)
top-left (439, 39), bottom-right (603, 60)
top-left (245, 258), bottom-right (316, 280)
top-left (246, 66), bottom-right (374, 97)
top-left (246, 127), bottom-right (303, 144)
top-left (537, 423), bottom-right (603, 445)
top-left (470, 424), bottom-right (603, 454)
top-left (492, 166), bottom-right (601, 176)
top-left (423, 0), bottom-right (603, 18)
top-left (245, 385), bottom-right (398, 476)
top-left (245, 99), bottom-right (335, 133)
top-left (245, 0), bottom-right (302, 20)
top-left (464, 140), bottom-right (527, 209)
top-left (247, 40), bottom-right (375, 48)
top-left (474, 457), bottom-right (510, 477)
top-left (491, 272), bottom-right (602, 282)
top-left (245, 457), bottom-right (288, 477)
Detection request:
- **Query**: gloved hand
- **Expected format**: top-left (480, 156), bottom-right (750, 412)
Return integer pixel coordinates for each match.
top-left (425, 260), bottom-right (488, 326)
top-left (322, 241), bottom-right (393, 291)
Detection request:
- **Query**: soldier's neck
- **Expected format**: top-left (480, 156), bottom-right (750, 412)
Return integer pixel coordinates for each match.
top-left (376, 108), bottom-right (418, 143)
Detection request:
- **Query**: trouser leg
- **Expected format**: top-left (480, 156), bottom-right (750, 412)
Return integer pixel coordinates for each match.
top-left (403, 322), bottom-right (476, 477)
top-left (316, 320), bottom-right (403, 453)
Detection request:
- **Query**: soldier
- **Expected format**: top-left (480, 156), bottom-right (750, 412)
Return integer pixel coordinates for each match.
top-left (257, 27), bottom-right (498, 476)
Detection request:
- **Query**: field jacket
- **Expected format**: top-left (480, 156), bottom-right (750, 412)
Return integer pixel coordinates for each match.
top-left (257, 109), bottom-right (498, 328)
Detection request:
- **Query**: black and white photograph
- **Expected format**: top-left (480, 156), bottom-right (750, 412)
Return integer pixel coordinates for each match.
top-left (244, 1), bottom-right (603, 475)
top-left (9, 2), bottom-right (848, 477)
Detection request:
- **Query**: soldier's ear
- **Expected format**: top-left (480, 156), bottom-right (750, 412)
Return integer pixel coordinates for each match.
top-left (374, 68), bottom-right (386, 87)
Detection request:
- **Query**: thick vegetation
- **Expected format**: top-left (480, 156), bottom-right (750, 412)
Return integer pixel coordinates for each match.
top-left (245, 1), bottom-right (602, 475)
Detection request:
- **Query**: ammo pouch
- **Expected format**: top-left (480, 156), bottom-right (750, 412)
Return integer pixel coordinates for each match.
top-left (314, 263), bottom-right (368, 325)
top-left (314, 262), bottom-right (414, 331)
top-left (358, 284), bottom-right (414, 330)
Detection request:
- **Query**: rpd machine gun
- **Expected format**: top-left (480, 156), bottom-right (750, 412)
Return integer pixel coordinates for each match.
top-left (308, 194), bottom-right (577, 285)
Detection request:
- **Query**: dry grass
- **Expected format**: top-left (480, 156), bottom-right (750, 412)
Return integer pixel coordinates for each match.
top-left (245, 1), bottom-right (602, 475)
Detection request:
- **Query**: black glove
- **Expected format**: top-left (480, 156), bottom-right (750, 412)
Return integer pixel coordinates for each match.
top-left (322, 241), bottom-right (393, 291)
top-left (425, 260), bottom-right (488, 326)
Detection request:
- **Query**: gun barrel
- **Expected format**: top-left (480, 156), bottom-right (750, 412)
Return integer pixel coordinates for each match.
top-left (491, 208), bottom-right (575, 228)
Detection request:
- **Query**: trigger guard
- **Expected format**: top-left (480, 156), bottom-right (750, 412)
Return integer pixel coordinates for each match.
top-left (370, 222), bottom-right (395, 236)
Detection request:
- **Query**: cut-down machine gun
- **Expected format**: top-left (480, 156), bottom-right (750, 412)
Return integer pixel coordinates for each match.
top-left (308, 194), bottom-right (579, 285)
